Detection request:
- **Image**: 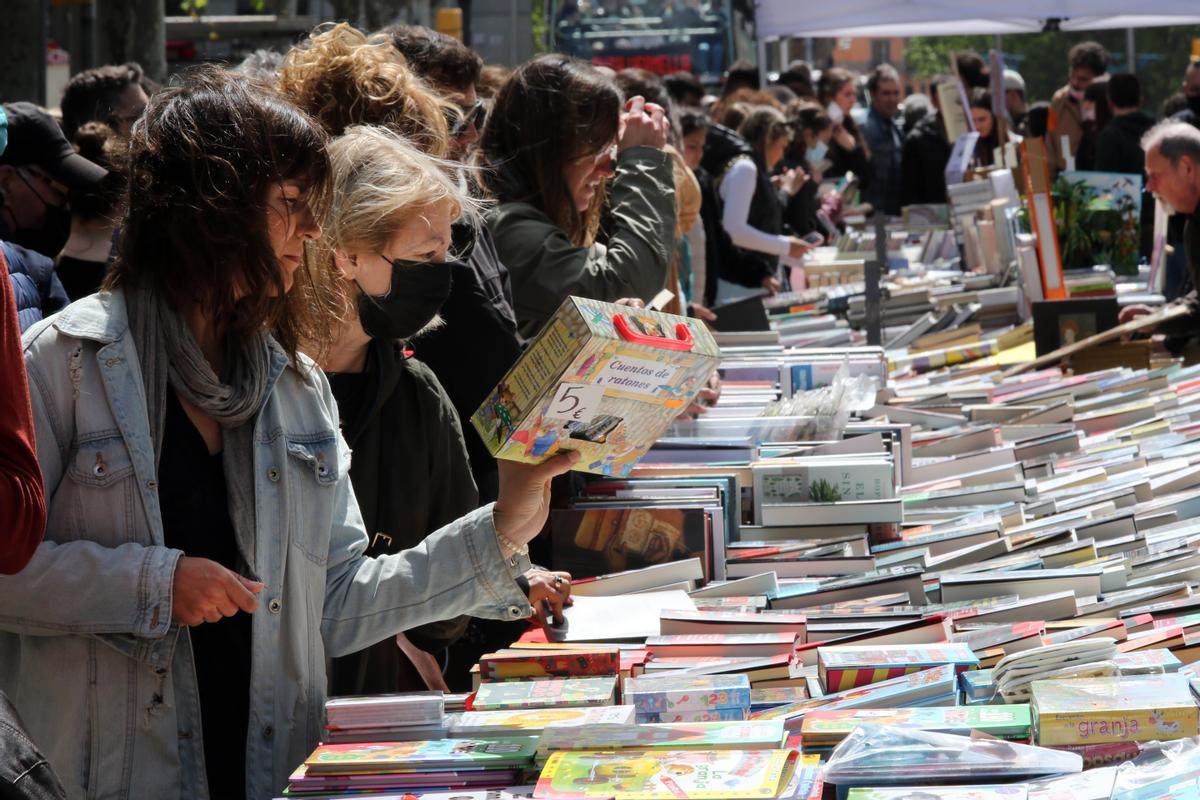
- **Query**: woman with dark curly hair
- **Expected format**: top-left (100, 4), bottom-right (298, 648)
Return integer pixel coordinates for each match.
top-left (0, 66), bottom-right (574, 800)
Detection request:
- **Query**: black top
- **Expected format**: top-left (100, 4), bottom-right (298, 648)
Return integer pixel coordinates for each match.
top-left (54, 255), bottom-right (108, 302)
top-left (412, 226), bottom-right (523, 503)
top-left (159, 390), bottom-right (251, 800)
top-left (326, 342), bottom-right (481, 695)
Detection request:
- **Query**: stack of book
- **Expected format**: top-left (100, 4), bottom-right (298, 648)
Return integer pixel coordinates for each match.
top-left (285, 737), bottom-right (539, 798)
top-left (273, 285), bottom-right (1200, 798)
top-left (624, 674), bottom-right (751, 723)
top-left (323, 692), bottom-right (446, 743)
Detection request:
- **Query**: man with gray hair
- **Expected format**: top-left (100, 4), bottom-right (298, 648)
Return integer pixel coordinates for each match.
top-left (1120, 121), bottom-right (1200, 350)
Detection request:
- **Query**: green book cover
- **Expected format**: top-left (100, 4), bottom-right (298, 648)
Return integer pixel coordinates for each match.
top-left (472, 676), bottom-right (617, 710)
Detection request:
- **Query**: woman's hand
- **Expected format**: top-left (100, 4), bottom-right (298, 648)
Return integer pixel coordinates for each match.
top-left (787, 237), bottom-right (815, 260)
top-left (525, 569), bottom-right (573, 626)
top-left (494, 452), bottom-right (580, 548)
top-left (688, 303), bottom-right (717, 323)
top-left (619, 96), bottom-right (670, 153)
top-left (395, 632), bottom-right (450, 692)
top-left (761, 275), bottom-right (782, 295)
top-left (172, 556), bottom-right (264, 626)
top-left (774, 167), bottom-right (809, 196)
top-left (683, 370), bottom-right (722, 417)
top-left (832, 124), bottom-right (856, 151)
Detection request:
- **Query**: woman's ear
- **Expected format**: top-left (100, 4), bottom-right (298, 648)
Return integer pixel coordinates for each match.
top-left (333, 251), bottom-right (357, 279)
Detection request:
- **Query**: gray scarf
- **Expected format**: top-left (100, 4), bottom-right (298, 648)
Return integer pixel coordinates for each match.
top-left (126, 285), bottom-right (274, 577)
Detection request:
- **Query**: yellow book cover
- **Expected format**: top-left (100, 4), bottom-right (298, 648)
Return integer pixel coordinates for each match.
top-left (534, 749), bottom-right (797, 799)
top-left (1032, 675), bottom-right (1198, 746)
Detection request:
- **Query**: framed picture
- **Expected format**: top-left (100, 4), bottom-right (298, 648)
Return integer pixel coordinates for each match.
top-left (1033, 298), bottom-right (1120, 356)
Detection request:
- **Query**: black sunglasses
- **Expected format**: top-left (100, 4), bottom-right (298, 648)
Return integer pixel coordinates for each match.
top-left (448, 101), bottom-right (486, 136)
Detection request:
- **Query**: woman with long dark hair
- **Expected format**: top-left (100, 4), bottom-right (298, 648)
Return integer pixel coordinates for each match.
top-left (477, 54), bottom-right (675, 338)
top-left (1, 67), bottom-right (573, 800)
top-left (817, 67), bottom-right (871, 188)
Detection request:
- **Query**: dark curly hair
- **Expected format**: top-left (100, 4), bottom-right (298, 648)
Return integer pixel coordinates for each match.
top-left (376, 23), bottom-right (483, 92)
top-left (69, 122), bottom-right (128, 224)
top-left (104, 66), bottom-right (334, 360)
top-left (278, 23), bottom-right (453, 157)
top-left (60, 62), bottom-right (144, 140)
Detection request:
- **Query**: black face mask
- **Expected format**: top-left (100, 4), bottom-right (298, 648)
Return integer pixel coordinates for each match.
top-left (356, 255), bottom-right (453, 342)
top-left (4, 170), bottom-right (71, 259)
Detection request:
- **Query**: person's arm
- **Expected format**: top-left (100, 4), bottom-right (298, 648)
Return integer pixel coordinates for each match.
top-left (491, 147), bottom-right (676, 331)
top-left (685, 216), bottom-right (707, 306)
top-left (320, 406), bottom-right (576, 657)
top-left (0, 328), bottom-right (180, 642)
top-left (0, 263), bottom-right (45, 575)
top-left (719, 159), bottom-right (790, 257)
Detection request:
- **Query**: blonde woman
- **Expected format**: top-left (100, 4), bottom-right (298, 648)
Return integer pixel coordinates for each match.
top-left (310, 126), bottom-right (572, 697)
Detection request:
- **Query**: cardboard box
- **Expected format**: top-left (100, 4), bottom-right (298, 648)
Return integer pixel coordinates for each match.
top-left (472, 297), bottom-right (720, 477)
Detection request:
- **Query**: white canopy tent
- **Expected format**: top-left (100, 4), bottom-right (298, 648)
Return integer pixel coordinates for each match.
top-left (755, 1), bottom-right (1200, 40)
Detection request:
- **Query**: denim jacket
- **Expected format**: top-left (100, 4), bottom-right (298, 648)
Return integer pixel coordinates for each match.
top-left (0, 289), bottom-right (532, 800)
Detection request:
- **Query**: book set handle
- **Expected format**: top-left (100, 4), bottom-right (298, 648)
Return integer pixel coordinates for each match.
top-left (613, 314), bottom-right (695, 352)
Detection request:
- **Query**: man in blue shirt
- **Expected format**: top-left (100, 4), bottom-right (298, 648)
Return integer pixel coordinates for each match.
top-left (861, 64), bottom-right (905, 217)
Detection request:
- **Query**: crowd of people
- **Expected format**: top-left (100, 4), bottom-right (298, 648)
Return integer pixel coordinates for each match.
top-left (2, 21), bottom-right (1200, 800)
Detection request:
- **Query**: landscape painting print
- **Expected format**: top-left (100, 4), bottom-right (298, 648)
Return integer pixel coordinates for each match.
top-left (550, 507), bottom-right (709, 579)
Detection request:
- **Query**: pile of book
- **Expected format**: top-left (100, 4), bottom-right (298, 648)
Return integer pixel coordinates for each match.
top-left (323, 692), bottom-right (446, 743)
top-left (285, 737), bottom-right (539, 798)
top-left (273, 281), bottom-right (1200, 798)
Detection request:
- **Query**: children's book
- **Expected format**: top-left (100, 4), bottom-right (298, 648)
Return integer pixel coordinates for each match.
top-left (471, 676), bottom-right (617, 710)
top-left (534, 720), bottom-right (786, 761)
top-left (449, 706), bottom-right (636, 737)
top-left (1031, 674), bottom-right (1199, 746)
top-left (801, 704), bottom-right (1032, 749)
top-left (817, 643), bottom-right (979, 691)
top-left (534, 749), bottom-right (798, 799)
top-left (847, 789), bottom-right (1028, 800)
top-left (302, 737), bottom-right (539, 775)
top-left (472, 297), bottom-right (720, 477)
top-left (624, 674), bottom-right (751, 716)
top-left (478, 649), bottom-right (620, 682)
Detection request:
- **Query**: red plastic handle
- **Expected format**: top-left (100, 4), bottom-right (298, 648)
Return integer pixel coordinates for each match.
top-left (612, 314), bottom-right (695, 352)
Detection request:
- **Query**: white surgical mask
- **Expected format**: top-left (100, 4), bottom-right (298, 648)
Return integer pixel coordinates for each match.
top-left (826, 101), bottom-right (845, 126)
top-left (806, 141), bottom-right (829, 164)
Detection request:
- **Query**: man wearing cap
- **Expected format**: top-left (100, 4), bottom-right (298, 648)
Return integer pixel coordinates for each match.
top-left (1004, 69), bottom-right (1029, 135)
top-left (0, 101), bottom-right (107, 260)
top-left (0, 102), bottom-right (104, 330)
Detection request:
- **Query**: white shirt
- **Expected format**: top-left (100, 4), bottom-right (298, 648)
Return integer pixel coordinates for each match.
top-left (718, 157), bottom-right (791, 258)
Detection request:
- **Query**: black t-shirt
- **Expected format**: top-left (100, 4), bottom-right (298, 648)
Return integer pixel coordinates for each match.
top-left (54, 255), bottom-right (108, 302)
top-left (159, 390), bottom-right (251, 800)
top-left (327, 369), bottom-right (370, 437)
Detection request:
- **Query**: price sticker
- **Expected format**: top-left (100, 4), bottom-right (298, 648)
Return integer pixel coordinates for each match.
top-left (547, 383), bottom-right (605, 424)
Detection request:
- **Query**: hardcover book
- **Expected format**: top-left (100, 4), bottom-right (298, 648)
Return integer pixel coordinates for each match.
top-left (801, 704), bottom-right (1032, 749)
top-left (1031, 674), bottom-right (1198, 746)
top-left (471, 676), bottom-right (617, 710)
top-left (303, 737), bottom-right (539, 775)
top-left (477, 649), bottom-right (620, 683)
top-left (624, 674), bottom-right (751, 718)
top-left (817, 643), bottom-right (979, 691)
top-left (549, 507), bottom-right (710, 580)
top-left (449, 705), bottom-right (636, 737)
top-left (534, 749), bottom-right (798, 799)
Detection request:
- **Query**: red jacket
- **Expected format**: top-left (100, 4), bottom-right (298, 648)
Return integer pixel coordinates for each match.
top-left (0, 247), bottom-right (47, 573)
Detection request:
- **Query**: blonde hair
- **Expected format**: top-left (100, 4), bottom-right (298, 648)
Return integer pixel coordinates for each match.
top-left (278, 22), bottom-right (455, 158)
top-left (309, 125), bottom-right (484, 320)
